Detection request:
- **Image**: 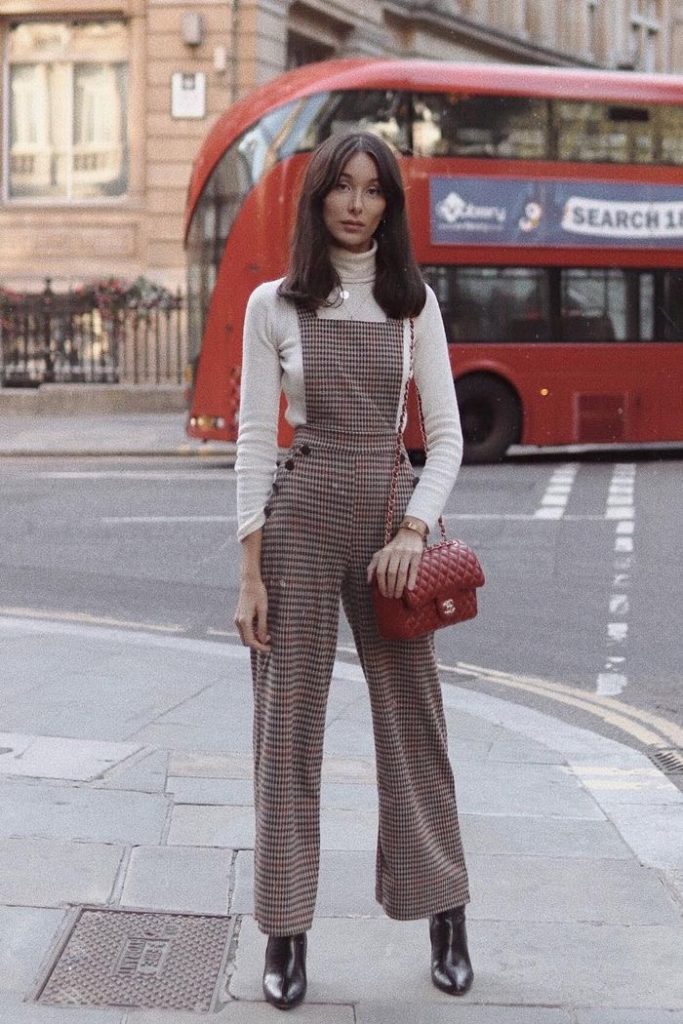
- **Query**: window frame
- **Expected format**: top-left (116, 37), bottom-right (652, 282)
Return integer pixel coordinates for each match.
top-left (2, 16), bottom-right (131, 206)
top-left (421, 264), bottom-right (679, 345)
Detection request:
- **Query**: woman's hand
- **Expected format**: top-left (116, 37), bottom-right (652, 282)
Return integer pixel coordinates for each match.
top-left (234, 528), bottom-right (271, 652)
top-left (234, 574), bottom-right (271, 652)
top-left (367, 523), bottom-right (426, 600)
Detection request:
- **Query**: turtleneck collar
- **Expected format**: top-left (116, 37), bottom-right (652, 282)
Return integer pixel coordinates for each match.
top-left (329, 239), bottom-right (377, 284)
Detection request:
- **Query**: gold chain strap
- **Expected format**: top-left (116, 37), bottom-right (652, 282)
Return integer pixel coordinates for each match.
top-left (384, 318), bottom-right (448, 546)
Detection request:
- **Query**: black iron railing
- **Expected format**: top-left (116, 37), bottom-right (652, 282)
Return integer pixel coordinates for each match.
top-left (0, 277), bottom-right (186, 386)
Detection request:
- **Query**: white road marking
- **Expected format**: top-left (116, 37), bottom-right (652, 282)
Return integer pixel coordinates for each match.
top-left (37, 471), bottom-right (235, 481)
top-left (0, 606), bottom-right (185, 633)
top-left (102, 515), bottom-right (237, 523)
top-left (533, 463), bottom-right (578, 519)
top-left (99, 512), bottom-right (611, 526)
top-left (597, 465), bottom-right (637, 696)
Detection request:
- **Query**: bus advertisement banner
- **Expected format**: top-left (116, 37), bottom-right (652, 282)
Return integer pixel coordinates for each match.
top-left (430, 176), bottom-right (683, 248)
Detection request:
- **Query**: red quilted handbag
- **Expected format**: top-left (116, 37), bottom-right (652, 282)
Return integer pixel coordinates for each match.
top-left (372, 537), bottom-right (485, 640)
top-left (371, 320), bottom-right (485, 641)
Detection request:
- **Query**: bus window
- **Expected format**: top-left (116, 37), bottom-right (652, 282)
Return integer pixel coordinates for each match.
top-left (422, 266), bottom-right (551, 343)
top-left (661, 270), bottom-right (683, 341)
top-left (660, 109), bottom-right (683, 164)
top-left (186, 100), bottom-right (304, 363)
top-left (412, 93), bottom-right (548, 159)
top-left (281, 89), bottom-right (410, 154)
top-left (560, 268), bottom-right (642, 341)
top-left (555, 101), bottom-right (683, 165)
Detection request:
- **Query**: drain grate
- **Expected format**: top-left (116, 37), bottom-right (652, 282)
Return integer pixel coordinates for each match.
top-left (648, 748), bottom-right (683, 776)
top-left (38, 909), bottom-right (233, 1012)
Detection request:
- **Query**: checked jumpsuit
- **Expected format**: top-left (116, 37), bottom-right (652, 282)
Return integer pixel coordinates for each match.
top-left (251, 305), bottom-right (470, 936)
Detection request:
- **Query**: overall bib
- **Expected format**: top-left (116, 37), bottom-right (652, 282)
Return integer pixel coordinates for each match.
top-left (252, 307), bottom-right (470, 936)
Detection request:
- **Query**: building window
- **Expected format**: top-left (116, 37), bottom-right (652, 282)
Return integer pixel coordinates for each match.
top-left (5, 19), bottom-right (129, 201)
top-left (630, 0), bottom-right (661, 70)
top-left (286, 31), bottom-right (334, 70)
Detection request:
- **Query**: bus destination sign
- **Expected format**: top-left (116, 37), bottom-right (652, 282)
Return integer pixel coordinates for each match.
top-left (430, 176), bottom-right (683, 248)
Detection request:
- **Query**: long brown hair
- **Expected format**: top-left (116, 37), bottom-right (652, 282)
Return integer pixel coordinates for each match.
top-left (278, 131), bottom-right (426, 319)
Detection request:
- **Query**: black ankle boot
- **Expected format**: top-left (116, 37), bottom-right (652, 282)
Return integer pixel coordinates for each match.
top-left (429, 906), bottom-right (473, 996)
top-left (262, 933), bottom-right (307, 1010)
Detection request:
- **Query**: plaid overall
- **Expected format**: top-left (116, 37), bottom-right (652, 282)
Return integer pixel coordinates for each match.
top-left (251, 307), bottom-right (470, 936)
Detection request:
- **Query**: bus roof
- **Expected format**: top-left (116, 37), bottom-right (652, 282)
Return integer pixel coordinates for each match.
top-left (185, 58), bottom-right (683, 240)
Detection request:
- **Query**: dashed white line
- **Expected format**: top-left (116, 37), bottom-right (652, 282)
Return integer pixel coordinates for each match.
top-left (597, 464), bottom-right (636, 696)
top-left (533, 463), bottom-right (578, 519)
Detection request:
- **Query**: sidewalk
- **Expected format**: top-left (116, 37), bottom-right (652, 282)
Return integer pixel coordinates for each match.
top-left (0, 412), bottom-right (235, 458)
top-left (1, 613), bottom-right (682, 1023)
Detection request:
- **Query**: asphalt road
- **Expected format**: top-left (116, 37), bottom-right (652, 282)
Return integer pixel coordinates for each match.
top-left (1, 450), bottom-right (681, 761)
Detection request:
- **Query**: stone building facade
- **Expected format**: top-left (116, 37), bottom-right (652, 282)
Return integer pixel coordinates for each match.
top-left (1, 0), bottom-right (681, 289)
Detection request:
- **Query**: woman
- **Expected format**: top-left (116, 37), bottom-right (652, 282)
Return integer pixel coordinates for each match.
top-left (234, 131), bottom-right (472, 1010)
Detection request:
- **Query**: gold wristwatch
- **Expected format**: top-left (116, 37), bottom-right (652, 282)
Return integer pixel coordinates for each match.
top-left (398, 517), bottom-right (428, 539)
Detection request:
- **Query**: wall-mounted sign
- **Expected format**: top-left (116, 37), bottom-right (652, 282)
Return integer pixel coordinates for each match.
top-left (430, 176), bottom-right (683, 248)
top-left (171, 71), bottom-right (206, 119)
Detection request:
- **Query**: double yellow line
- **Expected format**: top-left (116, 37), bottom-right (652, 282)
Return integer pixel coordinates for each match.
top-left (439, 660), bottom-right (683, 753)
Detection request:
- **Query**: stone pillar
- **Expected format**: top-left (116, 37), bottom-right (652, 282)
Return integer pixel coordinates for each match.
top-left (496, 0), bottom-right (529, 38)
top-left (561, 0), bottom-right (590, 58)
top-left (670, 0), bottom-right (683, 71)
top-left (525, 0), bottom-right (558, 48)
top-left (236, 0), bottom-right (289, 95)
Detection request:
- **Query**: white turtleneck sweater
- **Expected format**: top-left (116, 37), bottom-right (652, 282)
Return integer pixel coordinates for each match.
top-left (235, 243), bottom-right (463, 541)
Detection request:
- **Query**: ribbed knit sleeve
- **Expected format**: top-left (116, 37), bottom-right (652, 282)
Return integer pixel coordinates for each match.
top-left (235, 283), bottom-right (283, 540)
top-left (402, 285), bottom-right (463, 532)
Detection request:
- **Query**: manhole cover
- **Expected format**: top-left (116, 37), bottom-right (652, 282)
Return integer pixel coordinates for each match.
top-left (38, 909), bottom-right (234, 1011)
top-left (648, 748), bottom-right (683, 775)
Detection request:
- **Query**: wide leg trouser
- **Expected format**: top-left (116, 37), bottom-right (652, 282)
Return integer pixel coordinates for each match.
top-left (251, 431), bottom-right (470, 936)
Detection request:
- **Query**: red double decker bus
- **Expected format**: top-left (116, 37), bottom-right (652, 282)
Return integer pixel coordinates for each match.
top-left (184, 59), bottom-right (683, 462)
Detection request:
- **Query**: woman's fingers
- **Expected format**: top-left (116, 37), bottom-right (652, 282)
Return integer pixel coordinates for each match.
top-left (406, 552), bottom-right (421, 592)
top-left (369, 543), bottom-right (423, 599)
top-left (255, 598), bottom-right (271, 649)
top-left (234, 598), bottom-right (271, 652)
top-left (366, 551), bottom-right (380, 584)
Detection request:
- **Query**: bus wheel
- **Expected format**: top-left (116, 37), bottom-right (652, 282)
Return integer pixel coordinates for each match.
top-left (455, 374), bottom-right (522, 464)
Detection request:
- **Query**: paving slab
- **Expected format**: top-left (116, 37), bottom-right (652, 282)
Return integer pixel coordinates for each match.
top-left (466, 853), bottom-right (681, 924)
top-left (166, 751), bottom-right (378, 785)
top-left (0, 993), bottom-right (124, 1023)
top-left (572, 764), bottom-right (683, 805)
top-left (95, 749), bottom-right (169, 793)
top-left (459, 813), bottom-right (633, 859)
top-left (168, 751), bottom-right (254, 780)
top-left (576, 1013), bottom-right (683, 1024)
top-left (664, 869), bottom-right (683, 908)
top-left (166, 803), bottom-right (381, 852)
top-left (0, 907), bottom-right (67, 994)
top-left (598, 803), bottom-right (683, 870)
top-left (230, 916), bottom-right (683, 1008)
top-left (485, 733), bottom-right (568, 764)
top-left (120, 846), bottom-right (232, 915)
top-left (356, 1005), bottom-right (572, 1024)
top-left (232, 850), bottom-right (384, 919)
top-left (231, 848), bottom-right (678, 926)
top-left (127, 722), bottom-right (252, 756)
top-left (0, 781), bottom-right (168, 845)
top-left (165, 777), bottom-right (254, 805)
top-left (167, 805), bottom-right (255, 848)
top-left (124, 1003), bottom-right (354, 1022)
top-left (0, 733), bottom-right (141, 782)
top-left (454, 759), bottom-right (604, 819)
top-left (0, 837), bottom-right (124, 908)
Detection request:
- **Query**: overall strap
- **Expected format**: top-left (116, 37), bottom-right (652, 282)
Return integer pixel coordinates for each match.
top-left (384, 318), bottom-right (448, 546)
